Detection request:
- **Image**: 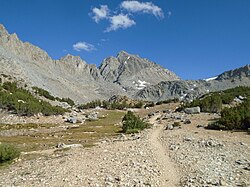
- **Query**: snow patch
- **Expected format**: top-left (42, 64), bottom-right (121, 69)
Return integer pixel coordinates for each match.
top-left (180, 93), bottom-right (187, 100)
top-left (204, 76), bottom-right (218, 81)
top-left (133, 80), bottom-right (149, 90)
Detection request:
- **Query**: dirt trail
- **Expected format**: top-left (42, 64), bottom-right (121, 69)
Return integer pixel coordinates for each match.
top-left (149, 115), bottom-right (179, 187)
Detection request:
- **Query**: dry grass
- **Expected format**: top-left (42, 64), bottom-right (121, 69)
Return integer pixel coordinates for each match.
top-left (0, 110), bottom-right (126, 153)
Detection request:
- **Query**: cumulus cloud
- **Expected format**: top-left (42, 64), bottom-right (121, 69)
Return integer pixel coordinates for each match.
top-left (90, 1), bottom-right (164, 32)
top-left (91, 5), bottom-right (109, 23)
top-left (73, 42), bottom-right (96, 52)
top-left (106, 14), bottom-right (136, 32)
top-left (121, 1), bottom-right (164, 18)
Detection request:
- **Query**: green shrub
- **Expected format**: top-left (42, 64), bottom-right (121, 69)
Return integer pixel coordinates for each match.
top-left (133, 101), bottom-right (144, 108)
top-left (122, 111), bottom-right (150, 133)
top-left (32, 86), bottom-right (55, 101)
top-left (207, 99), bottom-right (250, 130)
top-left (79, 100), bottom-right (145, 110)
top-left (78, 100), bottom-right (102, 109)
top-left (0, 143), bottom-right (20, 163)
top-left (178, 87), bottom-right (250, 113)
top-left (56, 97), bottom-right (75, 106)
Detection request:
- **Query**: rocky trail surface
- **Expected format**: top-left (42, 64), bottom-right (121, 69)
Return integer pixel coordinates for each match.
top-left (1, 111), bottom-right (250, 187)
top-left (149, 115), bottom-right (180, 186)
top-left (0, 114), bottom-right (180, 187)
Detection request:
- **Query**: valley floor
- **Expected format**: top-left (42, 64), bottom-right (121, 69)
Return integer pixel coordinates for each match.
top-left (0, 110), bottom-right (250, 187)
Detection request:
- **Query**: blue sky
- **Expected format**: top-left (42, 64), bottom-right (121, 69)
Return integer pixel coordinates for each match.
top-left (0, 0), bottom-right (250, 80)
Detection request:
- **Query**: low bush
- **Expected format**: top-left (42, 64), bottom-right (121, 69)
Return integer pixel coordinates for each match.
top-left (156, 98), bottom-right (179, 105)
top-left (56, 97), bottom-right (75, 106)
top-left (122, 111), bottom-right (150, 133)
top-left (144, 102), bottom-right (155, 108)
top-left (0, 143), bottom-right (20, 163)
top-left (79, 100), bottom-right (102, 109)
top-left (207, 99), bottom-right (250, 130)
top-left (178, 86), bottom-right (250, 113)
top-left (32, 86), bottom-right (55, 101)
top-left (79, 100), bottom-right (145, 110)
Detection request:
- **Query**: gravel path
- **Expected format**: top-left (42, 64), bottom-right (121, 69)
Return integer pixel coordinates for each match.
top-left (149, 115), bottom-right (180, 186)
top-left (150, 124), bottom-right (179, 186)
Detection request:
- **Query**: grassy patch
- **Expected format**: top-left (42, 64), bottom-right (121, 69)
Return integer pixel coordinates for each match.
top-left (0, 123), bottom-right (58, 131)
top-left (0, 110), bottom-right (125, 153)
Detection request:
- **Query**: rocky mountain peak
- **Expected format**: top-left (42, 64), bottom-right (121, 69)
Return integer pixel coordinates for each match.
top-left (117, 50), bottom-right (131, 59)
top-left (99, 50), bottom-right (180, 92)
top-left (0, 24), bottom-right (9, 38)
top-left (216, 64), bottom-right (250, 80)
top-left (59, 54), bottom-right (87, 69)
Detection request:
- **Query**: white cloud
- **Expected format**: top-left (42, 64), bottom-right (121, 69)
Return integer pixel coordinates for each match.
top-left (101, 38), bottom-right (109, 42)
top-left (91, 5), bottom-right (109, 23)
top-left (167, 11), bottom-right (172, 18)
top-left (73, 42), bottom-right (96, 52)
top-left (121, 1), bottom-right (164, 18)
top-left (106, 14), bottom-right (136, 32)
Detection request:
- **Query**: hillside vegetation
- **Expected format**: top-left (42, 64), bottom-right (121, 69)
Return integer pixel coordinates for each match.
top-left (179, 86), bottom-right (250, 113)
top-left (207, 98), bottom-right (250, 130)
top-left (78, 99), bottom-right (144, 110)
top-left (0, 82), bottom-right (68, 116)
top-left (32, 86), bottom-right (75, 106)
top-left (178, 86), bottom-right (250, 130)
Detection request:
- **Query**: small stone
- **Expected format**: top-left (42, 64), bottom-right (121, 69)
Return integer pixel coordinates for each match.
top-left (219, 179), bottom-right (227, 186)
top-left (166, 124), bottom-right (174, 130)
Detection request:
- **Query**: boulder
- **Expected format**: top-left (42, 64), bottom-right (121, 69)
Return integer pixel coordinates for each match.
top-left (87, 112), bottom-right (98, 121)
top-left (66, 116), bottom-right (77, 124)
top-left (184, 106), bottom-right (201, 114)
top-left (56, 143), bottom-right (82, 149)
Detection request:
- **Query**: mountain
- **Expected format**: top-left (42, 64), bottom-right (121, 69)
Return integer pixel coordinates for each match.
top-left (0, 24), bottom-right (249, 103)
top-left (0, 24), bottom-right (179, 103)
top-left (136, 65), bottom-right (250, 101)
top-left (99, 50), bottom-right (179, 94)
top-left (0, 24), bottom-right (121, 103)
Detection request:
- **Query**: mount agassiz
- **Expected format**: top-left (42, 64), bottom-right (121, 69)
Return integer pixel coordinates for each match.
top-left (0, 24), bottom-right (249, 103)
